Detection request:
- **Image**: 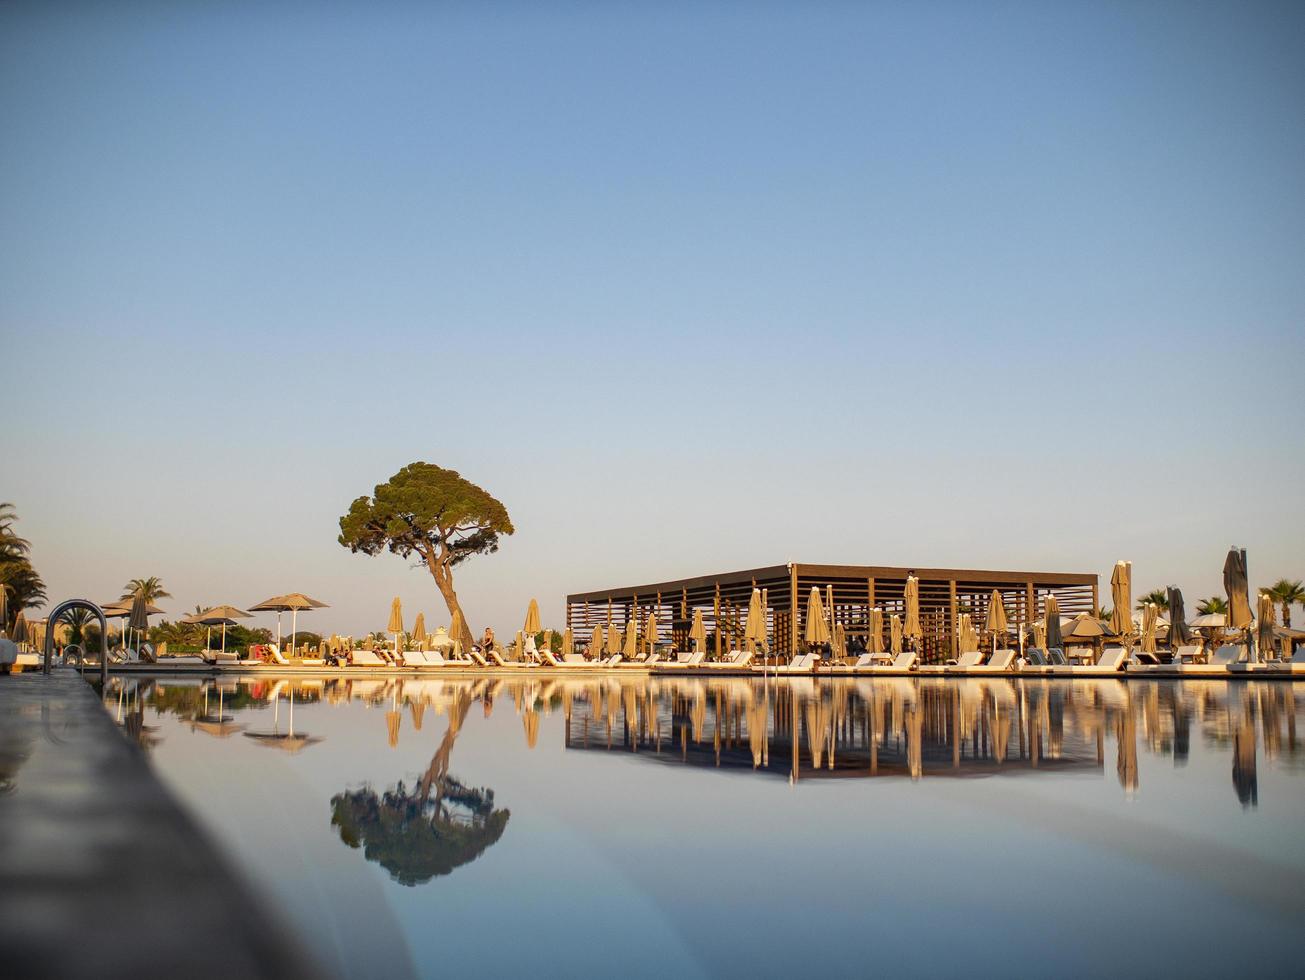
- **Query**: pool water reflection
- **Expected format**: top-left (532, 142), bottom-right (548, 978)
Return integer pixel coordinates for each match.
top-left (103, 675), bottom-right (1305, 978)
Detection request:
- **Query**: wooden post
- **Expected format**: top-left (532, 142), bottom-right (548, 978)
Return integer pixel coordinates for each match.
top-left (949, 579), bottom-right (958, 658)
top-left (1025, 581), bottom-right (1035, 650)
top-left (714, 583), bottom-right (722, 660)
top-left (790, 565), bottom-right (799, 654)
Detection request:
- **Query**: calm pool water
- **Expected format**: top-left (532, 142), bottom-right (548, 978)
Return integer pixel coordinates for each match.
top-left (103, 674), bottom-right (1305, 979)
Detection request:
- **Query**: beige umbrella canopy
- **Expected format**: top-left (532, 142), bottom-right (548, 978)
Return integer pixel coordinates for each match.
top-left (1031, 619), bottom-right (1047, 650)
top-left (412, 612), bottom-right (426, 649)
top-left (984, 590), bottom-right (1008, 647)
top-left (1167, 587), bottom-right (1193, 647)
top-left (744, 589), bottom-right (767, 652)
top-left (903, 576), bottom-right (922, 643)
top-left (1257, 593), bottom-right (1277, 660)
top-left (250, 593), bottom-right (329, 655)
top-left (1062, 612), bottom-right (1108, 640)
top-left (1223, 548), bottom-right (1252, 631)
top-left (690, 609), bottom-right (707, 653)
top-left (524, 599), bottom-right (541, 635)
top-left (622, 617), bottom-right (638, 659)
top-left (1044, 595), bottom-right (1062, 650)
top-left (607, 624), bottom-right (623, 657)
top-left (1109, 562), bottom-right (1133, 644)
top-left (561, 628), bottom-right (574, 658)
top-left (387, 597), bottom-right (404, 658)
top-left (645, 612), bottom-right (658, 656)
top-left (890, 614), bottom-right (903, 656)
top-left (958, 613), bottom-right (978, 652)
top-left (868, 608), bottom-right (885, 654)
top-left (804, 587), bottom-right (831, 649)
top-left (591, 625), bottom-right (605, 658)
top-left (12, 611), bottom-right (27, 645)
top-left (449, 607), bottom-right (467, 653)
top-left (186, 604), bottom-right (252, 654)
top-left (1140, 603), bottom-right (1160, 654)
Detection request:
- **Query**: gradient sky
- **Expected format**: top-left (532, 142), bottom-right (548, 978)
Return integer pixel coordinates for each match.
top-left (3, 1), bottom-right (1303, 636)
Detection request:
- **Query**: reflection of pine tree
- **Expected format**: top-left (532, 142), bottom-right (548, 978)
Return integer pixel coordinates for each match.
top-left (330, 691), bottom-right (509, 886)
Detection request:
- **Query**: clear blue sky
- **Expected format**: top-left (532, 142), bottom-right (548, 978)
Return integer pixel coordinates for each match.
top-left (3, 2), bottom-right (1302, 635)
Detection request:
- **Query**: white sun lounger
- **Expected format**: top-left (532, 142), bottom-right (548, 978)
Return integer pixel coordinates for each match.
top-left (1069, 646), bottom-right (1128, 674)
top-left (918, 650), bottom-right (985, 674)
top-left (349, 649), bottom-right (389, 667)
top-left (772, 653), bottom-right (819, 674)
top-left (960, 649), bottom-right (1016, 673)
top-left (539, 649), bottom-right (604, 668)
top-left (850, 650), bottom-right (917, 673)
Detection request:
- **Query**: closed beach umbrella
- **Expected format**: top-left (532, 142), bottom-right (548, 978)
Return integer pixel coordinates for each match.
top-left (1257, 593), bottom-right (1277, 660)
top-left (1045, 595), bottom-right (1062, 650)
top-left (524, 599), bottom-right (541, 635)
top-left (869, 608), bottom-right (885, 654)
top-left (832, 623), bottom-right (848, 661)
top-left (1031, 619), bottom-right (1047, 650)
top-left (449, 607), bottom-right (466, 654)
top-left (591, 625), bottom-right (604, 658)
top-left (890, 615), bottom-right (903, 656)
top-left (623, 618), bottom-right (638, 659)
top-left (607, 624), bottom-right (623, 657)
top-left (1141, 603), bottom-right (1159, 654)
top-left (388, 597), bottom-right (404, 659)
top-left (903, 577), bottom-right (922, 643)
top-left (804, 587), bottom-right (831, 648)
top-left (984, 590), bottom-right (1008, 650)
top-left (1223, 548), bottom-right (1252, 631)
top-left (744, 588), bottom-right (767, 652)
top-left (128, 593), bottom-right (150, 653)
top-left (12, 610), bottom-right (27, 646)
top-left (1110, 562), bottom-right (1133, 641)
top-left (690, 609), bottom-right (707, 653)
top-left (1167, 587), bottom-right (1193, 647)
top-left (645, 611), bottom-right (658, 656)
top-left (412, 612), bottom-right (426, 650)
top-left (562, 628), bottom-right (574, 658)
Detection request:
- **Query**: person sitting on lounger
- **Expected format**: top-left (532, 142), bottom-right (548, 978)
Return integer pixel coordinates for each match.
top-left (475, 627), bottom-right (496, 654)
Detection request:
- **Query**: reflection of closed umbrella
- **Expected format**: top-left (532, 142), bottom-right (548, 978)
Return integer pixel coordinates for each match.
top-left (1045, 595), bottom-right (1062, 650)
top-left (868, 608), bottom-right (884, 654)
top-left (903, 576), bottom-right (922, 643)
top-left (804, 588), bottom-right (830, 648)
top-left (890, 614), bottom-right (903, 656)
top-left (1110, 562), bottom-right (1132, 644)
top-left (524, 599), bottom-right (541, 635)
top-left (1167, 587), bottom-right (1193, 647)
top-left (1224, 548), bottom-right (1252, 631)
top-left (523, 709), bottom-right (539, 749)
top-left (690, 609), bottom-right (707, 653)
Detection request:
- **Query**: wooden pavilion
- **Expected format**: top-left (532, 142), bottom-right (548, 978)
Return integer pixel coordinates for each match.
top-left (566, 562), bottom-right (1098, 663)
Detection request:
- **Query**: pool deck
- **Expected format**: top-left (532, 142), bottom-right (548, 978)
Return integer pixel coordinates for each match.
top-left (0, 669), bottom-right (327, 980)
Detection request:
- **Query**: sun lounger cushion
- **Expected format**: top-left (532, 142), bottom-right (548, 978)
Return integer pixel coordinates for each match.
top-left (1210, 645), bottom-right (1246, 666)
top-left (1094, 648), bottom-right (1128, 670)
top-left (1048, 649), bottom-right (1068, 666)
top-left (985, 650), bottom-right (1016, 670)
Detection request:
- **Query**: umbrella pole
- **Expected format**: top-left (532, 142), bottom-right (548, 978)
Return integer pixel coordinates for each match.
top-left (291, 609), bottom-right (298, 658)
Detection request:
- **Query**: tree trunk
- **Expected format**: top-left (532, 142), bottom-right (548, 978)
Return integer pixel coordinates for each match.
top-left (1283, 601), bottom-right (1292, 629)
top-left (426, 559), bottom-right (476, 653)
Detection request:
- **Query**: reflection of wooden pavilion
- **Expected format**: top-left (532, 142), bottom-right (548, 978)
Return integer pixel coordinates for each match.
top-left (567, 563), bottom-right (1097, 662)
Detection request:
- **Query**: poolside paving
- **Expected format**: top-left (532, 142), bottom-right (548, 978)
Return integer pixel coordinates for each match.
top-left (0, 669), bottom-right (327, 980)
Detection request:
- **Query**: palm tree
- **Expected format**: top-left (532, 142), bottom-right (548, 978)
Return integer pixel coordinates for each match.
top-left (58, 607), bottom-right (95, 650)
top-left (1136, 589), bottom-right (1170, 611)
top-left (1196, 596), bottom-right (1228, 616)
top-left (121, 576), bottom-right (171, 604)
top-left (0, 502), bottom-right (31, 563)
top-left (1, 563), bottom-right (46, 633)
top-left (1264, 579), bottom-right (1304, 628)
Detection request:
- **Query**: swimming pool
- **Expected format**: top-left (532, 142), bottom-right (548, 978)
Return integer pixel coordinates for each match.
top-left (104, 674), bottom-right (1305, 978)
